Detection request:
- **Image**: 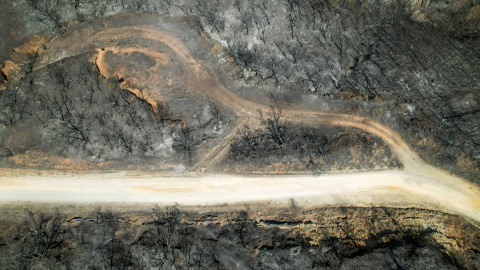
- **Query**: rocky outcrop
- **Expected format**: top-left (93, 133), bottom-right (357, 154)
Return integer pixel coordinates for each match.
top-left (1, 205), bottom-right (478, 269)
top-left (404, 0), bottom-right (480, 38)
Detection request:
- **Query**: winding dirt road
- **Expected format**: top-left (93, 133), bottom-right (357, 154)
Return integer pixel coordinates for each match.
top-left (2, 15), bottom-right (480, 225)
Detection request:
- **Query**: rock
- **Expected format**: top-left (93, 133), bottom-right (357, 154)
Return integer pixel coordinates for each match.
top-left (174, 164), bottom-right (186, 173)
top-left (449, 92), bottom-right (479, 116)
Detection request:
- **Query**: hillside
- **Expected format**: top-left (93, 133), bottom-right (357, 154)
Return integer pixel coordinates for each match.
top-left (0, 0), bottom-right (479, 179)
top-left (1, 0), bottom-right (480, 269)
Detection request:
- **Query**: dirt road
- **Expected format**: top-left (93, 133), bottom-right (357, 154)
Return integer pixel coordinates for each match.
top-left (1, 170), bottom-right (480, 225)
top-left (2, 14), bottom-right (480, 225)
top-left (34, 23), bottom-right (422, 168)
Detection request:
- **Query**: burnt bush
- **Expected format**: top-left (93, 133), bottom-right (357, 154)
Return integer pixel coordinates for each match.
top-left (0, 56), bottom-right (168, 163)
top-left (1, 205), bottom-right (477, 269)
top-left (228, 122), bottom-right (401, 173)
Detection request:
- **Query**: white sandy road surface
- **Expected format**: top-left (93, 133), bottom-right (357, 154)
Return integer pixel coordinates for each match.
top-left (1, 170), bottom-right (480, 225)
